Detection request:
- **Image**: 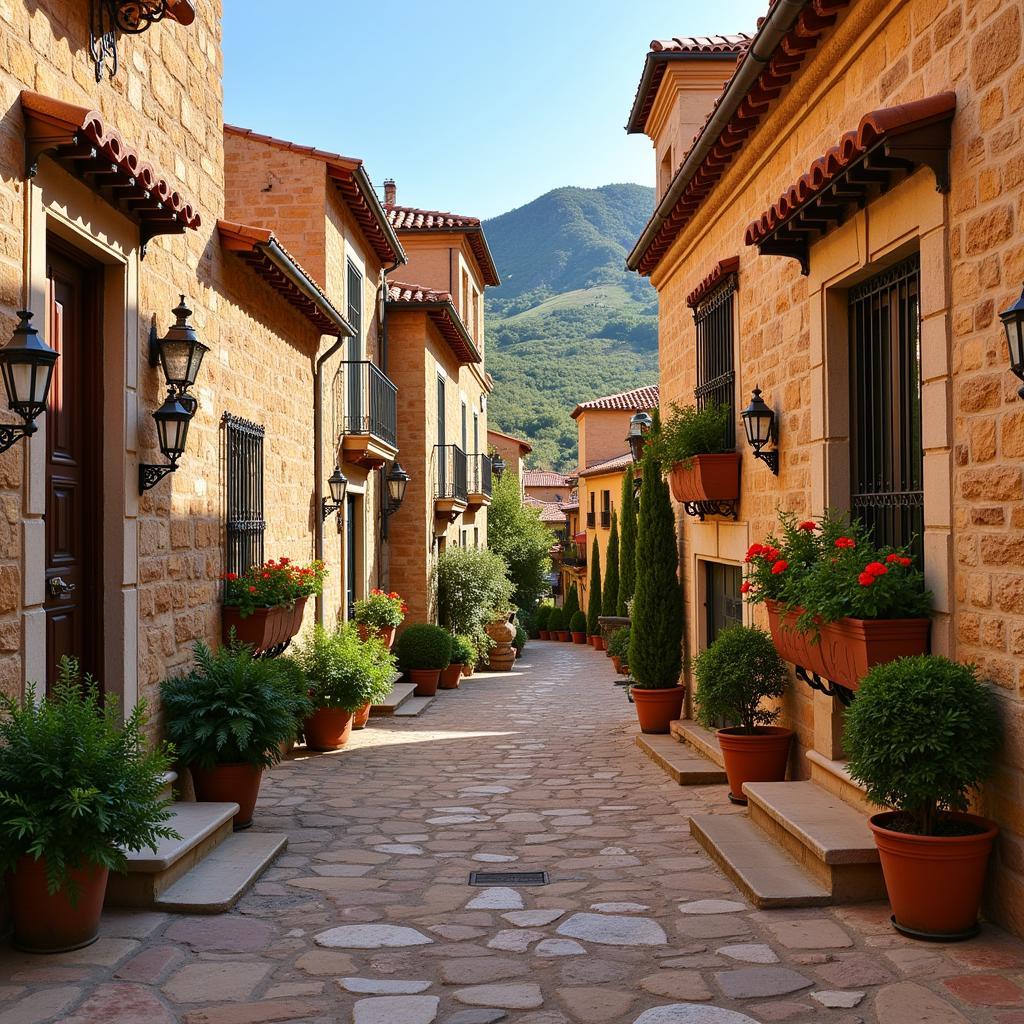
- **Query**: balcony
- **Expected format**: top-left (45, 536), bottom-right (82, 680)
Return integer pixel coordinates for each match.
top-left (586, 511), bottom-right (596, 529)
top-left (335, 361), bottom-right (398, 469)
top-left (559, 540), bottom-right (586, 569)
top-left (467, 453), bottom-right (492, 509)
top-left (601, 510), bottom-right (611, 528)
top-left (434, 444), bottom-right (468, 522)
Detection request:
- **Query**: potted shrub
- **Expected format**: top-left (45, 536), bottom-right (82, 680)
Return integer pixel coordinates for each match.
top-left (587, 536), bottom-right (602, 647)
top-left (536, 604), bottom-right (553, 640)
top-left (569, 610), bottom-right (587, 644)
top-left (292, 625), bottom-right (396, 748)
top-left (162, 639), bottom-right (301, 829)
top-left (844, 655), bottom-right (1001, 940)
top-left (514, 623), bottom-right (527, 657)
top-left (354, 589), bottom-right (407, 649)
top-left (0, 659), bottom-right (176, 953)
top-left (275, 657), bottom-right (317, 753)
top-left (628, 423), bottom-right (686, 733)
top-left (608, 626), bottom-right (630, 675)
top-left (221, 558), bottom-right (326, 654)
top-left (600, 512), bottom-right (619, 650)
top-left (743, 511), bottom-right (931, 690)
top-left (694, 625), bottom-right (792, 804)
top-left (655, 402), bottom-right (738, 506)
top-left (548, 606), bottom-right (568, 642)
top-left (444, 634), bottom-right (476, 686)
top-left (397, 623), bottom-right (452, 695)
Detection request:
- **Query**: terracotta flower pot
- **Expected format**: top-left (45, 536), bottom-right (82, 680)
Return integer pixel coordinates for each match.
top-left (669, 452), bottom-right (741, 503)
top-left (408, 668), bottom-right (441, 695)
top-left (352, 702), bottom-right (372, 729)
top-left (631, 685), bottom-right (685, 734)
top-left (539, 630), bottom-right (551, 640)
top-left (717, 727), bottom-right (794, 804)
top-left (440, 663), bottom-right (464, 689)
top-left (304, 707), bottom-right (353, 751)
top-left (191, 762), bottom-right (264, 829)
top-left (462, 663), bottom-right (474, 677)
top-left (9, 856), bottom-right (109, 953)
top-left (869, 811), bottom-right (998, 940)
top-left (557, 631), bottom-right (570, 642)
top-left (611, 655), bottom-right (622, 673)
top-left (222, 598), bottom-right (306, 654)
top-left (358, 623), bottom-right (397, 649)
top-left (595, 636), bottom-right (606, 651)
top-left (571, 631), bottom-right (586, 644)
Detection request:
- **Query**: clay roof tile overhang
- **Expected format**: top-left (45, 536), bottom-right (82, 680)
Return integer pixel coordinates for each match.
top-left (487, 428), bottom-right (533, 454)
top-left (579, 452), bottom-right (635, 478)
top-left (626, 35), bottom-right (751, 136)
top-left (386, 205), bottom-right (500, 288)
top-left (218, 220), bottom-right (355, 337)
top-left (570, 384), bottom-right (660, 420)
top-left (687, 256), bottom-right (740, 308)
top-left (627, 0), bottom-right (854, 278)
top-left (223, 126), bottom-right (406, 267)
top-left (744, 94), bottom-right (957, 275)
top-left (386, 280), bottom-right (481, 364)
top-left (164, 0), bottom-right (196, 23)
top-left (20, 91), bottom-right (201, 252)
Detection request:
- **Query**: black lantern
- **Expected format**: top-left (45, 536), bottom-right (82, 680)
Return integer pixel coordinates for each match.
top-left (322, 465), bottom-right (348, 520)
top-left (386, 459), bottom-right (410, 514)
top-left (1000, 284), bottom-right (1024, 399)
top-left (627, 410), bottom-right (653, 463)
top-left (140, 394), bottom-right (194, 491)
top-left (0, 311), bottom-right (59, 454)
top-left (491, 452), bottom-right (507, 482)
top-left (150, 296), bottom-right (208, 392)
top-left (741, 387), bottom-right (779, 475)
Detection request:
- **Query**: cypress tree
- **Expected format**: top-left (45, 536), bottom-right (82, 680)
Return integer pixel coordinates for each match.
top-left (628, 437), bottom-right (684, 688)
top-left (587, 536), bottom-right (602, 637)
top-left (602, 511), bottom-right (619, 617)
top-left (564, 581), bottom-right (580, 621)
top-left (618, 466), bottom-right (637, 616)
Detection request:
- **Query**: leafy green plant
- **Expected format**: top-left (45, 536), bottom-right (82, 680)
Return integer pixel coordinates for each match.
top-left (161, 639), bottom-right (301, 769)
top-left (535, 605), bottom-right (553, 631)
top-left (564, 582), bottom-right (581, 621)
top-left (603, 512), bottom-right (620, 617)
top-left (694, 626), bottom-right (787, 734)
top-left (353, 589), bottom-right (407, 628)
top-left (488, 471), bottom-right (553, 612)
top-left (844, 656), bottom-right (1002, 836)
top-left (291, 624), bottom-right (396, 711)
top-left (397, 624), bottom-right (453, 670)
top-left (451, 634), bottom-right (477, 667)
top-left (0, 658), bottom-right (177, 899)
top-left (570, 610), bottom-right (587, 633)
top-left (652, 402), bottom-right (731, 468)
top-left (274, 656), bottom-right (317, 739)
top-left (608, 626), bottom-right (631, 660)
top-left (433, 547), bottom-right (514, 636)
top-left (618, 467), bottom-right (636, 616)
top-left (548, 607), bottom-right (566, 632)
top-left (514, 623), bottom-right (527, 653)
top-left (587, 536), bottom-right (602, 636)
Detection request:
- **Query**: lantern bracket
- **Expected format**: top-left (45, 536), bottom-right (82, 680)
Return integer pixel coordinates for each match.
top-left (0, 422), bottom-right (37, 456)
top-left (139, 460), bottom-right (178, 493)
top-left (753, 449), bottom-right (779, 475)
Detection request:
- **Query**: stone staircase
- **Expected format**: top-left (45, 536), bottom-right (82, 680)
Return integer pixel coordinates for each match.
top-left (370, 672), bottom-right (435, 717)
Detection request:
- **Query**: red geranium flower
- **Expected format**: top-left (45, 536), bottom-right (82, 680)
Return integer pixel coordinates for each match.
top-left (745, 543), bottom-right (764, 563)
top-left (740, 581), bottom-right (751, 594)
top-left (248, 585), bottom-right (258, 593)
top-left (865, 562), bottom-right (888, 577)
top-left (835, 537), bottom-right (855, 549)
top-left (857, 572), bottom-right (874, 586)
top-left (771, 560), bottom-right (788, 575)
top-left (798, 521), bottom-right (817, 531)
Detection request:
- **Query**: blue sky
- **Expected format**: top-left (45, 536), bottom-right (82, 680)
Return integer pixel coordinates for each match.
top-left (223, 1), bottom-right (766, 220)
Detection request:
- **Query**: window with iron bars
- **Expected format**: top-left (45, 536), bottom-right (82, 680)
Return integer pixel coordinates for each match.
top-left (693, 275), bottom-right (737, 448)
top-left (222, 413), bottom-right (266, 575)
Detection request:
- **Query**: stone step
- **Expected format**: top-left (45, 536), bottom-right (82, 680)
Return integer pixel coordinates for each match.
top-left (394, 695), bottom-right (436, 717)
top-left (105, 801), bottom-right (238, 908)
top-left (635, 734), bottom-right (727, 786)
top-left (158, 770), bottom-right (179, 801)
top-left (155, 831), bottom-right (287, 913)
top-left (689, 813), bottom-right (831, 908)
top-left (670, 719), bottom-right (725, 768)
top-left (743, 781), bottom-right (885, 903)
top-left (371, 676), bottom-right (416, 716)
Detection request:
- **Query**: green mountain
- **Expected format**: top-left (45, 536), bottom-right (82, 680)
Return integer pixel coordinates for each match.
top-left (483, 184), bottom-right (658, 472)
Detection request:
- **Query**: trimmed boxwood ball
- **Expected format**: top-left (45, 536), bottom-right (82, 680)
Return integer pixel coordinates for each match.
top-left (450, 633), bottom-right (476, 666)
top-left (548, 607), bottom-right (566, 632)
top-left (570, 610), bottom-right (587, 633)
top-left (396, 623), bottom-right (452, 671)
top-left (694, 625), bottom-right (787, 734)
top-left (844, 655), bottom-right (1002, 836)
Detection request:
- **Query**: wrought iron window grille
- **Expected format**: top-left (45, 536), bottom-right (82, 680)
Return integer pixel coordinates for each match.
top-left (222, 413), bottom-right (266, 576)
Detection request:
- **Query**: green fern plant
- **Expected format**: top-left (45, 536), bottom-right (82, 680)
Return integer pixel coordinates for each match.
top-left (291, 624), bottom-right (396, 711)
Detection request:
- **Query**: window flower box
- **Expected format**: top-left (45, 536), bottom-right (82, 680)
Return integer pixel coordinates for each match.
top-left (668, 452), bottom-right (741, 504)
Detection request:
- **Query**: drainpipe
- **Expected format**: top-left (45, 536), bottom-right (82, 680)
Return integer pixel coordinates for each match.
top-left (314, 334), bottom-right (346, 626)
top-left (627, 0), bottom-right (811, 271)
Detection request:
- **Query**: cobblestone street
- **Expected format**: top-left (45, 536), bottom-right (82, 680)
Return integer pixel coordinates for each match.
top-left (4, 640), bottom-right (1024, 1024)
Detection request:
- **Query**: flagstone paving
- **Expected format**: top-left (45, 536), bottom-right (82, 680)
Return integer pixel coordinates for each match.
top-left (3, 640), bottom-right (1024, 1022)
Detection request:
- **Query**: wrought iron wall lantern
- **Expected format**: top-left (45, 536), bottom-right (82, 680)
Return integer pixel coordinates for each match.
top-left (627, 410), bottom-right (653, 464)
top-left (140, 296), bottom-right (207, 493)
top-left (741, 387), bottom-right (779, 475)
top-left (491, 452), bottom-right (507, 483)
top-left (321, 466), bottom-right (348, 521)
top-left (380, 459), bottom-right (410, 539)
top-left (90, 0), bottom-right (195, 82)
top-left (0, 311), bottom-right (59, 455)
top-left (1000, 285), bottom-right (1024, 400)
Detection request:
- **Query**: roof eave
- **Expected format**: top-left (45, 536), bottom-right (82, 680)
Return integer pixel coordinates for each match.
top-left (626, 51), bottom-right (739, 135)
top-left (352, 165), bottom-right (407, 266)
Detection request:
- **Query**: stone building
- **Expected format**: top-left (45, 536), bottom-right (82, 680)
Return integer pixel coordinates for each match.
top-left (627, 0), bottom-right (1024, 933)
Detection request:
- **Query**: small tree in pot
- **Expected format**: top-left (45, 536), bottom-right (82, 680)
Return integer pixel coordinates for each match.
top-left (844, 655), bottom-right (1001, 940)
top-left (694, 625), bottom-right (791, 804)
top-left (397, 623), bottom-right (452, 695)
top-left (535, 604), bottom-right (553, 640)
top-left (601, 512), bottom-right (619, 649)
top-left (570, 610), bottom-right (588, 644)
top-left (618, 468), bottom-right (636, 616)
top-left (548, 606), bottom-right (568, 641)
top-left (608, 625), bottom-right (630, 675)
top-left (587, 536), bottom-right (603, 646)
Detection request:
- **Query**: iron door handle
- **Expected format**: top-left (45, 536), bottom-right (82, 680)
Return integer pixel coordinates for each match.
top-left (48, 577), bottom-right (76, 598)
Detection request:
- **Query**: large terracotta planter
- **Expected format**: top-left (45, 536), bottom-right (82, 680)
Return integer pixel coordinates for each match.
top-left (440, 663), bottom-right (464, 689)
top-left (352, 702), bottom-right (372, 729)
top-left (539, 630), bottom-right (551, 640)
top-left (556, 631), bottom-right (570, 642)
top-left (462, 663), bottom-right (474, 677)
top-left (571, 631), bottom-right (586, 644)
top-left (611, 655), bottom-right (622, 673)
top-left (870, 811), bottom-right (998, 940)
top-left (191, 762), bottom-right (263, 829)
top-left (304, 707), bottom-right (353, 750)
top-left (631, 685), bottom-right (685, 734)
top-left (408, 668), bottom-right (441, 695)
top-left (222, 597), bottom-right (306, 654)
top-left (765, 599), bottom-right (930, 691)
top-left (486, 615), bottom-right (516, 671)
top-left (669, 452), bottom-right (741, 504)
top-left (9, 856), bottom-right (109, 953)
top-left (358, 623), bottom-right (396, 649)
top-left (594, 636), bottom-right (606, 651)
top-left (717, 727), bottom-right (794, 805)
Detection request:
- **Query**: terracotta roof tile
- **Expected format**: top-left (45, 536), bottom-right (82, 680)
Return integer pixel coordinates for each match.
top-left (687, 256), bottom-right (740, 308)
top-left (579, 452), bottom-right (635, 477)
top-left (652, 34), bottom-right (753, 54)
top-left (571, 385), bottom-right (660, 419)
top-left (524, 470), bottom-right (570, 488)
top-left (386, 203), bottom-right (500, 287)
top-left (386, 279), bottom-right (481, 365)
top-left (487, 428), bottom-right (533, 454)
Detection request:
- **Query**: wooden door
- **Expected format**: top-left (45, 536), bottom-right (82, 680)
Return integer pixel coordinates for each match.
top-left (44, 244), bottom-right (102, 691)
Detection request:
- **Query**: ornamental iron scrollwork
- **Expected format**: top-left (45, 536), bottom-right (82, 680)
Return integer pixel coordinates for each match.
top-left (682, 499), bottom-right (739, 521)
top-left (793, 665), bottom-right (855, 707)
top-left (90, 0), bottom-right (175, 81)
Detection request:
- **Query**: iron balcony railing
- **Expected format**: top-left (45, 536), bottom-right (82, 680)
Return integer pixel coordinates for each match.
top-left (560, 540), bottom-right (586, 567)
top-left (435, 444), bottom-right (468, 503)
top-left (335, 361), bottom-right (397, 448)
top-left (600, 509), bottom-right (611, 528)
top-left (586, 511), bottom-right (596, 528)
top-left (469, 453), bottom-right (492, 497)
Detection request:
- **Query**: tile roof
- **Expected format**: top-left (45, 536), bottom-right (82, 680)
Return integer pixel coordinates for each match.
top-left (386, 279), bottom-right (481, 364)
top-left (487, 428), bottom-right (533, 454)
top-left (628, 0), bottom-right (854, 277)
top-left (386, 204), bottom-right (500, 287)
top-left (223, 125), bottom-right (405, 266)
top-left (538, 502), bottom-right (568, 524)
top-left (626, 35), bottom-right (751, 135)
top-left (571, 384), bottom-right (660, 419)
top-left (524, 470), bottom-right (570, 488)
top-left (579, 452), bottom-right (635, 478)
top-left (687, 256), bottom-right (740, 308)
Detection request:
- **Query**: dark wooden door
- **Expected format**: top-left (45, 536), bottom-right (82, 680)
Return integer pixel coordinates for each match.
top-left (44, 245), bottom-right (102, 691)
top-left (346, 494), bottom-right (357, 616)
top-left (705, 562), bottom-right (743, 647)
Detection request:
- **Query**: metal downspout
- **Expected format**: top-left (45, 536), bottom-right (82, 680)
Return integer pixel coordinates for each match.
top-left (314, 334), bottom-right (346, 625)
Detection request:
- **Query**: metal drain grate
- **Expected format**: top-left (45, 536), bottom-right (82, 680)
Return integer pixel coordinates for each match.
top-left (469, 871), bottom-right (549, 886)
